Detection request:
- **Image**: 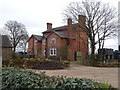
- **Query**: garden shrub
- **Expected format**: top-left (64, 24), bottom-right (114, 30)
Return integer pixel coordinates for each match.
top-left (2, 67), bottom-right (114, 89)
top-left (3, 59), bottom-right (70, 70)
top-left (77, 57), bottom-right (120, 67)
top-left (47, 57), bottom-right (60, 60)
top-left (32, 60), bottom-right (70, 70)
top-left (2, 59), bottom-right (39, 69)
top-left (11, 52), bottom-right (19, 59)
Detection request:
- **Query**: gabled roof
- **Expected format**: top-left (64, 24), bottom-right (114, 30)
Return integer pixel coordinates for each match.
top-left (43, 25), bottom-right (67, 33)
top-left (42, 23), bottom-right (81, 33)
top-left (54, 31), bottom-right (75, 39)
top-left (32, 35), bottom-right (43, 41)
top-left (42, 23), bottom-right (79, 39)
top-left (0, 35), bottom-right (12, 48)
top-left (54, 31), bottom-right (68, 39)
top-left (46, 31), bottom-right (76, 40)
top-left (27, 34), bottom-right (43, 42)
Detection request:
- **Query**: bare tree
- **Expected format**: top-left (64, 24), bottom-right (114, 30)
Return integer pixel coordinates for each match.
top-left (63, 0), bottom-right (117, 61)
top-left (18, 34), bottom-right (29, 53)
top-left (4, 21), bottom-right (28, 52)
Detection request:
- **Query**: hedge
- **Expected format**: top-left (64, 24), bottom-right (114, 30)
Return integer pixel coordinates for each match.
top-left (2, 59), bottom-right (70, 70)
top-left (2, 67), bottom-right (115, 89)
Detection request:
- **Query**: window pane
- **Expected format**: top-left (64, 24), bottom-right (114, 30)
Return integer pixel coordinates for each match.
top-left (34, 40), bottom-right (37, 45)
top-left (51, 38), bottom-right (56, 44)
top-left (43, 50), bottom-right (46, 56)
top-left (54, 49), bottom-right (56, 55)
top-left (43, 40), bottom-right (46, 45)
top-left (51, 49), bottom-right (53, 55)
top-left (50, 48), bottom-right (57, 56)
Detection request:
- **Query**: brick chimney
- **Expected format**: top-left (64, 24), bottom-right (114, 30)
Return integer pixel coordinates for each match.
top-left (47, 23), bottom-right (52, 30)
top-left (78, 15), bottom-right (86, 28)
top-left (67, 18), bottom-right (72, 38)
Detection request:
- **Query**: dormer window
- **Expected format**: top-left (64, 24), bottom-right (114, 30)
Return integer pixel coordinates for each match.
top-left (51, 38), bottom-right (56, 44)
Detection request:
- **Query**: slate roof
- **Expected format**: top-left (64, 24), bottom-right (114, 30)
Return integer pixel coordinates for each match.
top-left (32, 35), bottom-right (43, 41)
top-left (54, 31), bottom-right (68, 39)
top-left (0, 35), bottom-right (12, 48)
top-left (43, 26), bottom-right (67, 33)
top-left (43, 24), bottom-right (76, 39)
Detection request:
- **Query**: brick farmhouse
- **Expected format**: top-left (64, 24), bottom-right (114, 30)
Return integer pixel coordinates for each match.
top-left (27, 15), bottom-right (88, 60)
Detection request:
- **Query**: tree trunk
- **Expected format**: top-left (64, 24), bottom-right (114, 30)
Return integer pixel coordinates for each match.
top-left (90, 37), bottom-right (95, 64)
top-left (13, 46), bottom-right (16, 52)
top-left (91, 43), bottom-right (95, 61)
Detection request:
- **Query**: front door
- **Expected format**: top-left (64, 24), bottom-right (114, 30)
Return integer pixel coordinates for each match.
top-left (74, 51), bottom-right (77, 61)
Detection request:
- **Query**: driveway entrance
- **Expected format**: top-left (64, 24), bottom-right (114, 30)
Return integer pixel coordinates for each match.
top-left (35, 62), bottom-right (119, 88)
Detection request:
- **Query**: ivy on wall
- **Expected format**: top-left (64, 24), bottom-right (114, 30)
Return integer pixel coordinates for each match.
top-left (59, 42), bottom-right (67, 60)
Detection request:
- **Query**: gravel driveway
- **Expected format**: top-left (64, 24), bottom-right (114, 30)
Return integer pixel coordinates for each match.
top-left (35, 62), bottom-right (119, 88)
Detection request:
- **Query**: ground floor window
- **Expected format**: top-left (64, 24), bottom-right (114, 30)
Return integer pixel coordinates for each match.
top-left (43, 50), bottom-right (46, 56)
top-left (35, 50), bottom-right (37, 54)
top-left (50, 47), bottom-right (56, 56)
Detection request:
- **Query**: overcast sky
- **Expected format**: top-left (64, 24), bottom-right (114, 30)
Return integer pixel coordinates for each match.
top-left (0, 0), bottom-right (119, 50)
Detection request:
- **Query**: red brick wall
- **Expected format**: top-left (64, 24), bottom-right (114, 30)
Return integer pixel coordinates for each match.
top-left (34, 40), bottom-right (42, 57)
top-left (67, 18), bottom-right (77, 60)
top-left (28, 36), bottom-right (34, 55)
top-left (47, 33), bottom-right (62, 59)
top-left (41, 38), bottom-right (46, 58)
top-left (79, 31), bottom-right (88, 57)
top-left (67, 39), bottom-right (77, 60)
top-left (67, 17), bottom-right (88, 60)
top-left (28, 36), bottom-right (42, 57)
top-left (42, 32), bottom-right (68, 59)
top-left (75, 27), bottom-right (88, 58)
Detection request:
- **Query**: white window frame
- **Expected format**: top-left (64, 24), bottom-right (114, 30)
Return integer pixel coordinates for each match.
top-left (34, 40), bottom-right (37, 45)
top-left (50, 47), bottom-right (57, 56)
top-left (35, 50), bottom-right (37, 54)
top-left (51, 38), bottom-right (56, 44)
top-left (43, 50), bottom-right (46, 56)
top-left (43, 39), bottom-right (46, 45)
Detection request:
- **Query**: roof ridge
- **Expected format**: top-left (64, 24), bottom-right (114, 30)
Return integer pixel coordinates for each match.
top-left (52, 25), bottom-right (67, 29)
top-left (32, 34), bottom-right (42, 37)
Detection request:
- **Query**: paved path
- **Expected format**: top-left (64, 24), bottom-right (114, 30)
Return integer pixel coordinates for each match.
top-left (35, 62), bottom-right (119, 88)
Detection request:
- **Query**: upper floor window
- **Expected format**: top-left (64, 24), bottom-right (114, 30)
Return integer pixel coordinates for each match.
top-left (43, 40), bottom-right (46, 45)
top-left (34, 40), bottom-right (37, 45)
top-left (51, 38), bottom-right (56, 44)
top-left (50, 47), bottom-right (56, 56)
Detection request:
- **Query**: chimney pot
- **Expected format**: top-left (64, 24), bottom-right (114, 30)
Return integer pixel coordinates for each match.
top-left (67, 18), bottom-right (72, 39)
top-left (68, 18), bottom-right (72, 26)
top-left (47, 23), bottom-right (52, 30)
top-left (78, 15), bottom-right (86, 27)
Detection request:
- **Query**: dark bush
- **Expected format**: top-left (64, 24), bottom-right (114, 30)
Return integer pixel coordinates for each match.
top-left (2, 59), bottom-right (39, 69)
top-left (32, 60), bottom-right (66, 70)
top-left (3, 59), bottom-right (70, 70)
top-left (48, 57), bottom-right (60, 60)
top-left (2, 67), bottom-right (114, 89)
